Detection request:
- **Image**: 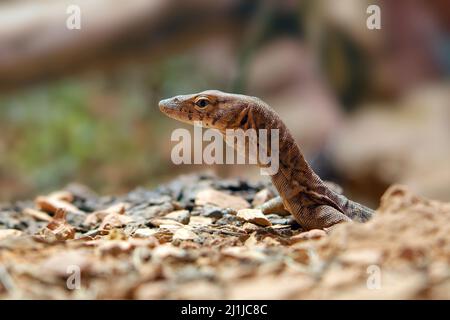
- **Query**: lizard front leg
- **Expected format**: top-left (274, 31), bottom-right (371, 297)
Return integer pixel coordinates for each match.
top-left (257, 196), bottom-right (290, 215)
top-left (292, 204), bottom-right (352, 230)
top-left (257, 196), bottom-right (351, 230)
top-left (257, 179), bottom-right (343, 215)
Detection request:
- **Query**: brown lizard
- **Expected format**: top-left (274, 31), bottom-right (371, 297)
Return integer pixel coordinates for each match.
top-left (159, 90), bottom-right (374, 230)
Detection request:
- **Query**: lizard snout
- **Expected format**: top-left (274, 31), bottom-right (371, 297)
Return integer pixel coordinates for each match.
top-left (159, 98), bottom-right (178, 112)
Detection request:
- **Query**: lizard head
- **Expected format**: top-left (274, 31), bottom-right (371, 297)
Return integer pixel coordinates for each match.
top-left (159, 90), bottom-right (256, 132)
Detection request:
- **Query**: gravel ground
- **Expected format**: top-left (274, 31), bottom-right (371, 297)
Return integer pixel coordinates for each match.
top-left (0, 173), bottom-right (449, 299)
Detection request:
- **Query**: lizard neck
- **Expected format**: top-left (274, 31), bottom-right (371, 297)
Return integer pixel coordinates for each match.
top-left (241, 102), bottom-right (342, 209)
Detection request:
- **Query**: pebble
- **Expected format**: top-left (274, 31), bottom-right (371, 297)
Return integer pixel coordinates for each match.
top-left (152, 244), bottom-right (187, 260)
top-left (252, 189), bottom-right (274, 207)
top-left (339, 249), bottom-right (383, 265)
top-left (134, 228), bottom-right (158, 238)
top-left (195, 189), bottom-right (250, 211)
top-left (130, 202), bottom-right (174, 220)
top-left (242, 222), bottom-right (261, 233)
top-left (99, 212), bottom-right (134, 230)
top-left (0, 229), bottom-right (23, 241)
top-left (125, 188), bottom-right (171, 205)
top-left (202, 206), bottom-right (224, 219)
top-left (236, 209), bottom-right (272, 227)
top-left (188, 216), bottom-right (213, 226)
top-left (22, 208), bottom-right (52, 222)
top-left (215, 214), bottom-right (240, 226)
top-left (266, 214), bottom-right (293, 226)
top-left (149, 218), bottom-right (183, 227)
top-left (173, 228), bottom-right (199, 241)
top-left (290, 229), bottom-right (327, 243)
top-left (165, 210), bottom-right (190, 224)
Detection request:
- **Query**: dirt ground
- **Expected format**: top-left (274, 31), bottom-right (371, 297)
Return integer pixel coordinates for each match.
top-left (0, 173), bottom-right (449, 299)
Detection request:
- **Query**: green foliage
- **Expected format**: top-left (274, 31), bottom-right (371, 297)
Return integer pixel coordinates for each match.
top-left (0, 78), bottom-right (153, 196)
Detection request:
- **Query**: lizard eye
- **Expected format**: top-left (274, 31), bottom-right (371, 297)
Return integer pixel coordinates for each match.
top-left (195, 98), bottom-right (210, 109)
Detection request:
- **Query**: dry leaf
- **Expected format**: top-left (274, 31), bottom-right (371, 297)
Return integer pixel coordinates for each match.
top-left (35, 190), bottom-right (83, 214)
top-left (37, 208), bottom-right (76, 241)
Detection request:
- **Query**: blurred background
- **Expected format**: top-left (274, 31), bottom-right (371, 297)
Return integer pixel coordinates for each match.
top-left (0, 0), bottom-right (448, 207)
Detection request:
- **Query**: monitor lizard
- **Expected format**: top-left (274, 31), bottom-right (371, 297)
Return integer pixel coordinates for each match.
top-left (159, 90), bottom-right (374, 230)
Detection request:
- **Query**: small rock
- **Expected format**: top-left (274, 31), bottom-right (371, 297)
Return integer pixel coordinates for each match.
top-left (165, 210), bottom-right (190, 224)
top-left (0, 229), bottom-right (23, 241)
top-left (269, 218), bottom-right (292, 225)
top-left (159, 224), bottom-right (183, 231)
top-left (195, 189), bottom-right (250, 211)
top-left (35, 191), bottom-right (84, 215)
top-left (265, 214), bottom-right (292, 225)
top-left (202, 206), bottom-right (224, 219)
top-left (40, 250), bottom-right (91, 276)
top-left (252, 188), bottom-right (274, 207)
top-left (244, 232), bottom-right (258, 247)
top-left (65, 211), bottom-right (88, 229)
top-left (265, 214), bottom-right (282, 220)
top-left (262, 236), bottom-right (280, 246)
top-left (173, 228), bottom-right (199, 241)
top-left (125, 188), bottom-right (171, 205)
top-left (134, 228), bottom-right (158, 238)
top-left (149, 218), bottom-right (184, 227)
top-left (222, 246), bottom-right (267, 262)
top-left (84, 202), bottom-right (129, 226)
top-left (130, 202), bottom-right (175, 219)
top-left (152, 244), bottom-right (187, 260)
top-left (242, 222), bottom-right (261, 233)
top-left (188, 216), bottom-right (213, 226)
top-left (38, 209), bottom-right (76, 241)
top-left (22, 208), bottom-right (52, 222)
top-left (236, 209), bottom-right (272, 227)
top-left (215, 214), bottom-right (240, 226)
top-left (99, 211), bottom-right (134, 230)
top-left (290, 229), bottom-right (327, 243)
top-left (340, 249), bottom-right (383, 265)
top-left (97, 240), bottom-right (133, 256)
top-left (123, 219), bottom-right (147, 236)
top-left (270, 224), bottom-right (291, 230)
